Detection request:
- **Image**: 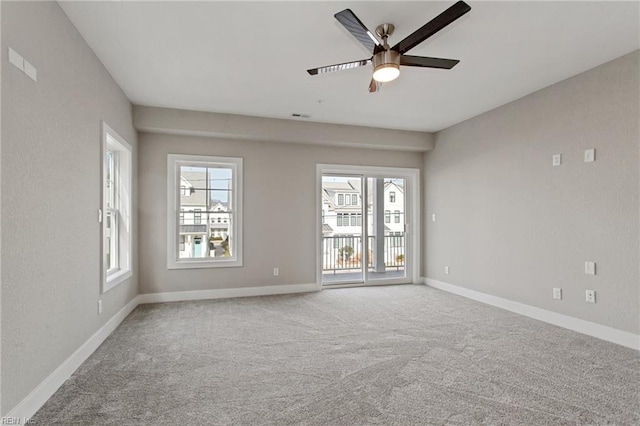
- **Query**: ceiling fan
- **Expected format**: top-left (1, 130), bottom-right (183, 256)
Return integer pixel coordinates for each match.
top-left (307, 1), bottom-right (471, 93)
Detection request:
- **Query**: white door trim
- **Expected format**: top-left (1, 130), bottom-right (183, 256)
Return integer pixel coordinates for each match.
top-left (316, 164), bottom-right (421, 287)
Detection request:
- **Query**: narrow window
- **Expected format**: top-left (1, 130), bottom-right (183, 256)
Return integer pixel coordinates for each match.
top-left (352, 194), bottom-right (358, 205)
top-left (390, 191), bottom-right (396, 202)
top-left (395, 210), bottom-right (401, 223)
top-left (102, 123), bottom-right (132, 292)
top-left (385, 210), bottom-right (390, 224)
top-left (345, 194), bottom-right (351, 205)
top-left (338, 194), bottom-right (344, 205)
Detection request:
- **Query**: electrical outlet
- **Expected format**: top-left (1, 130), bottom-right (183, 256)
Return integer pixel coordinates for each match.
top-left (273, 267), bottom-right (279, 277)
top-left (444, 266), bottom-right (450, 275)
top-left (584, 148), bottom-right (595, 163)
top-left (98, 299), bottom-right (103, 314)
top-left (585, 290), bottom-right (596, 303)
top-left (552, 154), bottom-right (562, 167)
top-left (585, 261), bottom-right (596, 275)
top-left (553, 288), bottom-right (562, 300)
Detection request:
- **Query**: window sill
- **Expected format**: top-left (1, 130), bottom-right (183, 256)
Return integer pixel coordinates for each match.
top-left (167, 258), bottom-right (242, 270)
top-left (104, 269), bottom-right (132, 293)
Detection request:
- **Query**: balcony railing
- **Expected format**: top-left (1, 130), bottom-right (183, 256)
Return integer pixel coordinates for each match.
top-left (322, 235), bottom-right (405, 275)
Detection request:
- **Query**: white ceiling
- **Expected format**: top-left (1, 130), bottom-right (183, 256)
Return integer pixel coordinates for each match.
top-left (59, 1), bottom-right (639, 132)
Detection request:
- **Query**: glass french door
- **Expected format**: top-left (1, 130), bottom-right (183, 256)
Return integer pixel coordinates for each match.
top-left (321, 173), bottom-right (409, 286)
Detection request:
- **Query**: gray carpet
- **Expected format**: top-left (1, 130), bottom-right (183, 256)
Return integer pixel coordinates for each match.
top-left (32, 285), bottom-right (639, 425)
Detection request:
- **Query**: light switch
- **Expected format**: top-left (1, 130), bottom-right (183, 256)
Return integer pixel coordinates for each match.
top-left (584, 148), bottom-right (595, 163)
top-left (431, 214), bottom-right (436, 222)
top-left (8, 47), bottom-right (24, 71)
top-left (444, 266), bottom-right (450, 275)
top-left (585, 261), bottom-right (596, 275)
top-left (24, 60), bottom-right (37, 81)
top-left (552, 154), bottom-right (562, 167)
top-left (553, 288), bottom-right (562, 300)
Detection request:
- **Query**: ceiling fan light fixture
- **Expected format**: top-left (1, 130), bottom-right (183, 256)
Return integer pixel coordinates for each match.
top-left (372, 50), bottom-right (400, 83)
top-left (373, 63), bottom-right (400, 82)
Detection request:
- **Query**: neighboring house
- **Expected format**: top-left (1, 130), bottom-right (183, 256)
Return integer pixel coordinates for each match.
top-left (321, 179), bottom-right (405, 269)
top-left (179, 172), bottom-right (230, 258)
top-left (322, 180), bottom-right (363, 238)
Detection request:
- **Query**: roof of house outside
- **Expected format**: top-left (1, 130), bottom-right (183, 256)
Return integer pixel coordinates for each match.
top-left (180, 171), bottom-right (209, 207)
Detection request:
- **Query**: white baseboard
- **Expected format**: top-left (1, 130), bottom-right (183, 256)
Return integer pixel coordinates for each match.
top-left (5, 282), bottom-right (322, 420)
top-left (425, 278), bottom-right (640, 351)
top-left (138, 283), bottom-right (319, 304)
top-left (6, 296), bottom-right (140, 420)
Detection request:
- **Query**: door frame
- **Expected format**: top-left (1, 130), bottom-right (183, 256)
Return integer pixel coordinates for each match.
top-left (316, 164), bottom-right (420, 289)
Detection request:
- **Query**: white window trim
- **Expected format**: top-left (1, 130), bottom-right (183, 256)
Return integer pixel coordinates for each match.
top-left (102, 122), bottom-right (132, 293)
top-left (167, 154), bottom-right (243, 269)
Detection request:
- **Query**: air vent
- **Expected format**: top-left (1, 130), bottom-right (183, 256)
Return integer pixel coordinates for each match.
top-left (291, 113), bottom-right (311, 118)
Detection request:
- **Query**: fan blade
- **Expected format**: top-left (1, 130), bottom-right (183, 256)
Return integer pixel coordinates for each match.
top-left (400, 55), bottom-right (459, 69)
top-left (391, 1), bottom-right (471, 54)
top-left (368, 78), bottom-right (381, 93)
top-left (334, 9), bottom-right (381, 53)
top-left (307, 59), bottom-right (371, 76)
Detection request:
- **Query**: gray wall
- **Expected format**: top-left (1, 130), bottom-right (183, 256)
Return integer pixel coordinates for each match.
top-left (139, 132), bottom-right (423, 294)
top-left (425, 51), bottom-right (639, 334)
top-left (1, 2), bottom-right (138, 413)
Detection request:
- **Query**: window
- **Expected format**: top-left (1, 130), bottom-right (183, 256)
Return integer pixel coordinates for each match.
top-left (390, 191), bottom-right (396, 202)
top-left (350, 213), bottom-right (362, 227)
top-left (102, 123), bottom-right (132, 292)
top-left (385, 210), bottom-right (390, 223)
top-left (180, 209), bottom-right (185, 224)
top-left (168, 154), bottom-right (243, 268)
top-left (338, 194), bottom-right (344, 205)
top-left (345, 194), bottom-right (351, 205)
top-left (395, 210), bottom-right (401, 223)
top-left (337, 213), bottom-right (345, 226)
top-left (352, 194), bottom-right (358, 205)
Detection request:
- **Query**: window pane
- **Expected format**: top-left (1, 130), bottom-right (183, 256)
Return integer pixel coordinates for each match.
top-left (106, 150), bottom-right (115, 209)
top-left (352, 194), bottom-right (357, 205)
top-left (105, 211), bottom-right (111, 268)
top-left (172, 157), bottom-right (240, 267)
top-left (338, 194), bottom-right (344, 205)
top-left (345, 195), bottom-right (351, 205)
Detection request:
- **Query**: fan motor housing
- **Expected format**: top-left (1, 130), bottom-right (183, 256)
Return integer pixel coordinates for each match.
top-left (373, 50), bottom-right (400, 71)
